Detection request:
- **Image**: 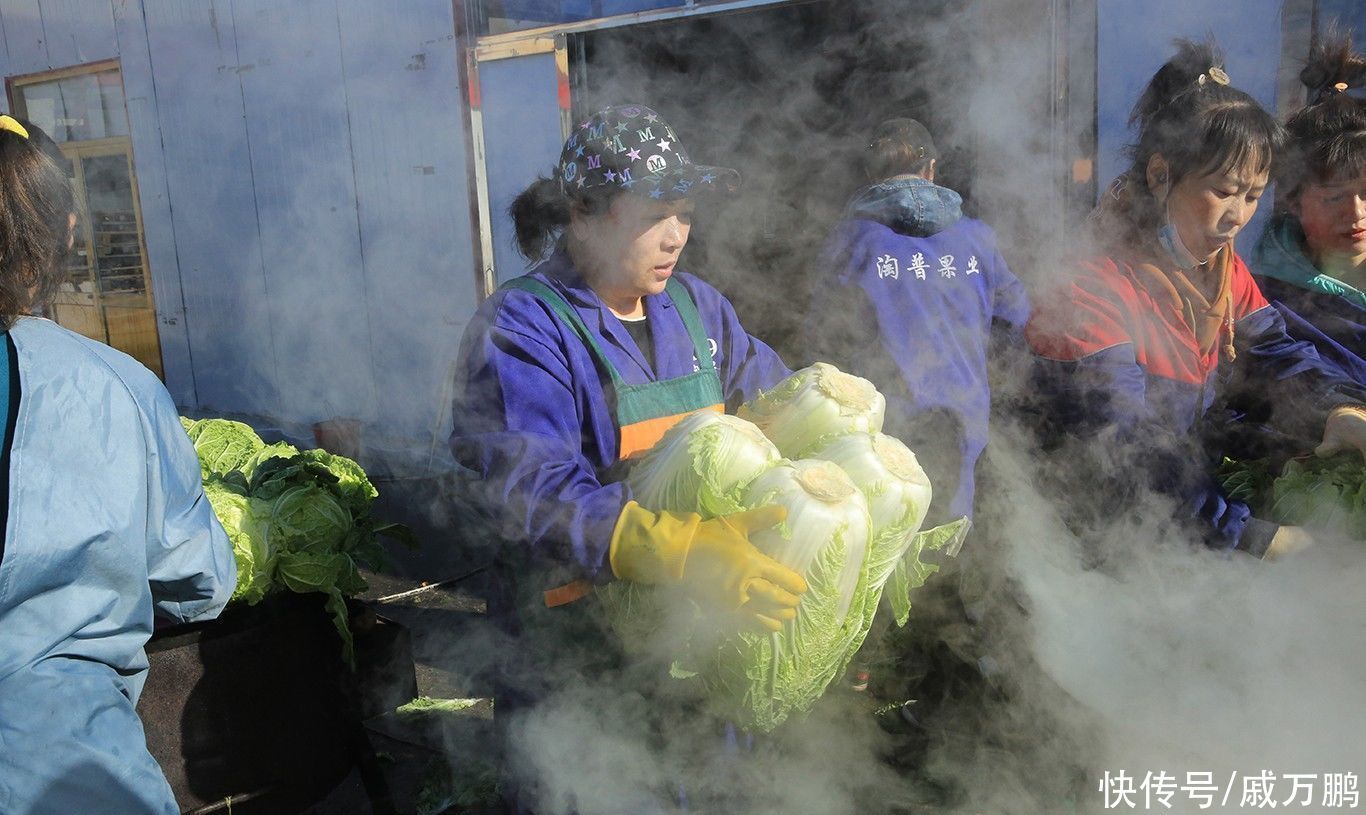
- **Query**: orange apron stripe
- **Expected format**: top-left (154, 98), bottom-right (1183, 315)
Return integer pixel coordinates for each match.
top-left (617, 404), bottom-right (724, 460)
top-left (543, 579), bottom-right (594, 608)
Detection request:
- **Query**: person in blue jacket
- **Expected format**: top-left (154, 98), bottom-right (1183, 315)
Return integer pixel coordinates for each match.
top-left (449, 104), bottom-right (806, 814)
top-left (812, 117), bottom-right (1030, 527)
top-left (1027, 40), bottom-right (1366, 561)
top-left (1247, 30), bottom-right (1366, 383)
top-left (0, 115), bottom-right (236, 814)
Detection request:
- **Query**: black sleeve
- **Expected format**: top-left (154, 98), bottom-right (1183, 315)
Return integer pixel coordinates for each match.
top-left (0, 333), bottom-right (20, 565)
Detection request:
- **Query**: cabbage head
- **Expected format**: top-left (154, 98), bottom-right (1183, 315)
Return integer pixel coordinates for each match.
top-left (204, 478), bottom-right (275, 604)
top-left (809, 432), bottom-right (932, 636)
top-left (267, 484), bottom-right (353, 554)
top-left (186, 418), bottom-right (265, 478)
top-left (700, 459), bottom-right (873, 732)
top-left (737, 363), bottom-right (885, 458)
top-left (301, 448), bottom-right (379, 513)
top-left (626, 411), bottom-right (780, 516)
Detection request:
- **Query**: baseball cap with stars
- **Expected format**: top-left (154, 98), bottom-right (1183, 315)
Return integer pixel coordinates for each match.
top-left (557, 104), bottom-right (740, 202)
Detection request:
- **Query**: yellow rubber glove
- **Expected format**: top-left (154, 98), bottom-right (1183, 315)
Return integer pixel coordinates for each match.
top-left (1316, 405), bottom-right (1366, 458)
top-left (609, 501), bottom-right (808, 630)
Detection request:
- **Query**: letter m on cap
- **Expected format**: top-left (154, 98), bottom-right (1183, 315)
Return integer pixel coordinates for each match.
top-left (586, 154), bottom-right (602, 170)
top-left (636, 127), bottom-right (655, 142)
top-left (587, 123), bottom-right (605, 140)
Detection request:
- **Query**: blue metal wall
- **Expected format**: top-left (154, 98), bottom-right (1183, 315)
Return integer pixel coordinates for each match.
top-left (0, 0), bottom-right (480, 462)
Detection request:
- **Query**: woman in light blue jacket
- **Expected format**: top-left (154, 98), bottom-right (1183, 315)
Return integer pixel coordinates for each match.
top-left (0, 115), bottom-right (235, 815)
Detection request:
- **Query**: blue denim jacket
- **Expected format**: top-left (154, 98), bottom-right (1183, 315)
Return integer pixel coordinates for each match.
top-left (844, 176), bottom-right (964, 237)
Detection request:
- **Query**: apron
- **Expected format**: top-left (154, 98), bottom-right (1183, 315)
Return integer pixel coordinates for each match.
top-left (499, 275), bottom-right (725, 608)
top-left (493, 276), bottom-right (728, 815)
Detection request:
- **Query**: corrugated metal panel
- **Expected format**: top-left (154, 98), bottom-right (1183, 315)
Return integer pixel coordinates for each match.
top-left (140, 0), bottom-right (280, 416)
top-left (32, 0), bottom-right (117, 67)
top-left (230, 0), bottom-right (376, 426)
top-left (335, 0), bottom-right (478, 442)
top-left (112, 0), bottom-right (195, 405)
top-left (0, 0), bottom-right (48, 72)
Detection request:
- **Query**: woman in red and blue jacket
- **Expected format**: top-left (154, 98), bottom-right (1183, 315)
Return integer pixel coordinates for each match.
top-left (1027, 40), bottom-right (1366, 560)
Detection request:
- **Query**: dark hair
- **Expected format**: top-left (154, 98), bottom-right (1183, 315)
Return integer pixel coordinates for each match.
top-left (1277, 28), bottom-right (1366, 200)
top-left (509, 175), bottom-right (618, 262)
top-left (1127, 38), bottom-right (1283, 186)
top-left (863, 137), bottom-right (934, 181)
top-left (0, 117), bottom-right (74, 328)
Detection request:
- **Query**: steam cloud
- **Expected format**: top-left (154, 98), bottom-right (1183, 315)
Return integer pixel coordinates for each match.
top-left (429, 2), bottom-right (1366, 813)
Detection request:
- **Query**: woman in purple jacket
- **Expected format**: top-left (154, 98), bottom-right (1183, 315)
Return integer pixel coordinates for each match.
top-left (450, 104), bottom-right (806, 814)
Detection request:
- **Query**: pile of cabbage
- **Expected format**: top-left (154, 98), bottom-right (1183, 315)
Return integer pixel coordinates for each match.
top-left (182, 417), bottom-right (409, 663)
top-left (1220, 453), bottom-right (1366, 541)
top-left (603, 363), bottom-right (968, 732)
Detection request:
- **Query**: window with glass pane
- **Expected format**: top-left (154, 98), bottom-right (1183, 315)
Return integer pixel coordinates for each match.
top-left (18, 70), bottom-right (129, 144)
top-left (10, 64), bottom-right (163, 378)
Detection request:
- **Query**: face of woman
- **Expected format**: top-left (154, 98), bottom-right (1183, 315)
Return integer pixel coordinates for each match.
top-left (1155, 160), bottom-right (1268, 265)
top-left (1294, 173), bottom-right (1366, 271)
top-left (572, 194), bottom-right (694, 314)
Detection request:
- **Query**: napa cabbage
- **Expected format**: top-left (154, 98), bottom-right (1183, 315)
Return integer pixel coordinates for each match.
top-left (1269, 454), bottom-right (1366, 540)
top-left (808, 432), bottom-right (934, 638)
top-left (601, 411), bottom-right (782, 648)
top-left (699, 459), bottom-right (873, 731)
top-left (737, 363), bottom-right (885, 458)
top-left (627, 410), bottom-right (781, 516)
top-left (1220, 454), bottom-right (1366, 541)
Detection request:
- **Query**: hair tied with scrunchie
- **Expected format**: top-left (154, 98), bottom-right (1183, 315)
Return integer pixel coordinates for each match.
top-left (0, 115), bottom-right (29, 139)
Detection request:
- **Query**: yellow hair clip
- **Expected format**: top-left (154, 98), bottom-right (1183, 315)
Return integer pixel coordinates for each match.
top-left (0, 115), bottom-right (29, 139)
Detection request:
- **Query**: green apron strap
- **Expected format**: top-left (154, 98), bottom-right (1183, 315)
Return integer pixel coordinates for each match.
top-left (665, 277), bottom-right (716, 373)
top-left (500, 277), bottom-right (627, 390)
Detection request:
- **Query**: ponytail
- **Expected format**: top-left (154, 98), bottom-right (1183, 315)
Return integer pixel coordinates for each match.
top-left (1126, 38), bottom-right (1282, 186)
top-left (509, 173), bottom-right (621, 264)
top-left (1298, 28), bottom-right (1366, 106)
top-left (1279, 27), bottom-right (1366, 197)
top-left (510, 176), bottom-right (569, 262)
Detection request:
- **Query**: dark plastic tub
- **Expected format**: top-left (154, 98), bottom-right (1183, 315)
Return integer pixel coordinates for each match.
top-left (137, 593), bottom-right (415, 814)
